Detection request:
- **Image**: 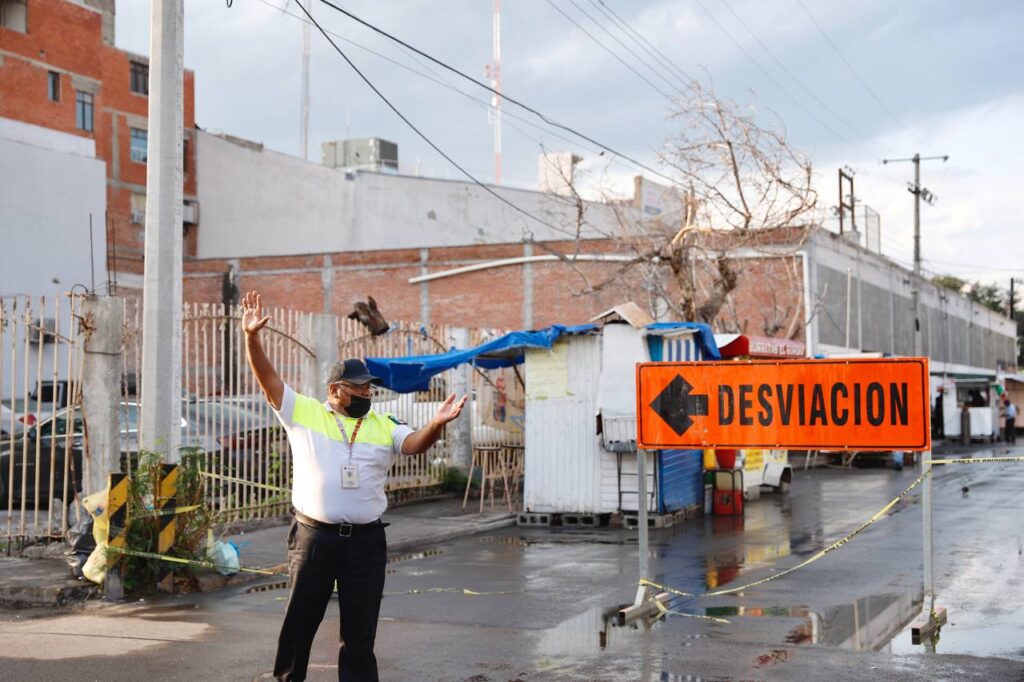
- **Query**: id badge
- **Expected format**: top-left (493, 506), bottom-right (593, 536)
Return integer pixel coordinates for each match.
top-left (342, 464), bottom-right (360, 489)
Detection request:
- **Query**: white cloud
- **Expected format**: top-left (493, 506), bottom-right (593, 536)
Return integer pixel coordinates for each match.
top-left (816, 93), bottom-right (1024, 284)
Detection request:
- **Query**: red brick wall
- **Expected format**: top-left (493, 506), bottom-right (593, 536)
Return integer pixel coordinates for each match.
top-left (0, 1), bottom-right (102, 137)
top-left (182, 240), bottom-right (807, 340)
top-left (0, 0), bottom-right (197, 277)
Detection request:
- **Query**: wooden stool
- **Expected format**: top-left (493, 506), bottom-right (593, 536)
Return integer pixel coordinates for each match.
top-left (462, 446), bottom-right (514, 513)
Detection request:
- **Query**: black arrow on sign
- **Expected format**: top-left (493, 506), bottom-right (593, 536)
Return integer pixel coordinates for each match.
top-left (649, 374), bottom-right (708, 436)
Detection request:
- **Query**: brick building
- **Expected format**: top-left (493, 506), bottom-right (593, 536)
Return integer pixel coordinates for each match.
top-left (0, 0), bottom-right (197, 292)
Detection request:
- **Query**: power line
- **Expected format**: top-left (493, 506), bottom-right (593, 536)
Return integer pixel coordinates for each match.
top-left (560, 0), bottom-right (684, 98)
top-left (254, 0), bottom-right (615, 175)
top-left (313, 0), bottom-right (678, 186)
top-left (718, 0), bottom-right (880, 151)
top-left (795, 0), bottom-right (911, 135)
top-left (693, 0), bottom-right (876, 160)
top-left (590, 0), bottom-right (695, 88)
top-left (290, 1), bottom-right (577, 239)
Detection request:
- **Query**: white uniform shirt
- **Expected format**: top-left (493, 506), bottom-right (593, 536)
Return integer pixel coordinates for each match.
top-left (273, 384), bottom-right (413, 524)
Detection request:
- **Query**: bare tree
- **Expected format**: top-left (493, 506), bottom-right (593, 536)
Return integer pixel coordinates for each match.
top-left (547, 80), bottom-right (818, 333)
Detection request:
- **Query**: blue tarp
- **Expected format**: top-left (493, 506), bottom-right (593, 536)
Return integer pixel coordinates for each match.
top-left (644, 322), bottom-right (721, 360)
top-left (366, 324), bottom-right (597, 393)
top-left (366, 320), bottom-right (720, 393)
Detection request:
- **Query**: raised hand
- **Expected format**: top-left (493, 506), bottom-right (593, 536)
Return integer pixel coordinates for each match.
top-left (241, 290), bottom-right (271, 336)
top-left (432, 393), bottom-right (468, 426)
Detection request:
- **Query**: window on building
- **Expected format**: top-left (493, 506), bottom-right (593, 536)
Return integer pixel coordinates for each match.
top-left (130, 193), bottom-right (146, 225)
top-left (75, 91), bottom-right (93, 132)
top-left (130, 127), bottom-right (147, 163)
top-left (0, 0), bottom-right (28, 34)
top-left (47, 71), bottom-right (60, 102)
top-left (129, 61), bottom-right (149, 95)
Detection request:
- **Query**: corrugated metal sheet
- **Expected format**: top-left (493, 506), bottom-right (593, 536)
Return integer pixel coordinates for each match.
top-left (657, 449), bottom-right (704, 512)
top-left (647, 329), bottom-right (704, 362)
top-left (524, 336), bottom-right (606, 513)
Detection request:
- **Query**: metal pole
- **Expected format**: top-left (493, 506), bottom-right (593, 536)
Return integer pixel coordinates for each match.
top-left (140, 0), bottom-right (184, 461)
top-left (491, 0), bottom-right (502, 185)
top-left (910, 154), bottom-right (935, 611)
top-left (636, 449), bottom-right (649, 585)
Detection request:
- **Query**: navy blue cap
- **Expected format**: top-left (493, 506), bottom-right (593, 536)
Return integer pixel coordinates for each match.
top-left (327, 358), bottom-right (382, 386)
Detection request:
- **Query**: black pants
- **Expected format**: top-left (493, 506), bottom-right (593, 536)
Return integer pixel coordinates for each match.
top-left (274, 519), bottom-right (387, 681)
top-left (1007, 418), bottom-right (1016, 443)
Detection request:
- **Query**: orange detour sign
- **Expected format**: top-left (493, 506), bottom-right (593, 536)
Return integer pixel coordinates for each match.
top-left (636, 358), bottom-right (930, 451)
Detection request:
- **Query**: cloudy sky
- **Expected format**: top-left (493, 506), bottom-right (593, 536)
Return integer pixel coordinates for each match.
top-left (117, 1), bottom-right (1024, 286)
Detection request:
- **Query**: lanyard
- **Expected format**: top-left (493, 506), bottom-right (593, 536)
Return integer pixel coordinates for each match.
top-left (333, 414), bottom-right (364, 462)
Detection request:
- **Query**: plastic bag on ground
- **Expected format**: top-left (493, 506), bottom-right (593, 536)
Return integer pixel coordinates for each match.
top-left (206, 530), bottom-right (240, 576)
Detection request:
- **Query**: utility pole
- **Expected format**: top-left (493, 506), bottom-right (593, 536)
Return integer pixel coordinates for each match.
top-left (487, 0), bottom-right (502, 185)
top-left (882, 151), bottom-right (948, 616)
top-left (1009, 278), bottom-right (1017, 319)
top-left (140, 0), bottom-right (184, 461)
top-left (838, 166), bottom-right (855, 236)
top-left (299, 0), bottom-right (312, 160)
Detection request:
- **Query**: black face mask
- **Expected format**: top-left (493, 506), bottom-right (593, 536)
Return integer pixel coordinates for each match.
top-left (346, 395), bottom-right (372, 418)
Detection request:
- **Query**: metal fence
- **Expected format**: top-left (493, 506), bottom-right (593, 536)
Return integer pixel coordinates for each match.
top-left (113, 301), bottom-right (317, 522)
top-left (3, 295), bottom-right (523, 545)
top-left (1, 294), bottom-right (85, 547)
top-left (336, 319), bottom-right (524, 495)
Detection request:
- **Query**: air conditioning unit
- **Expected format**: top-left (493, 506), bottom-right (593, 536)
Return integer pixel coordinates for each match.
top-left (28, 317), bottom-right (57, 345)
top-left (183, 200), bottom-right (199, 224)
top-left (131, 209), bottom-right (145, 224)
top-left (321, 138), bottom-right (398, 173)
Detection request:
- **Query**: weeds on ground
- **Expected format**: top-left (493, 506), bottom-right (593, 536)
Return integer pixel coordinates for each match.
top-left (120, 448), bottom-right (214, 596)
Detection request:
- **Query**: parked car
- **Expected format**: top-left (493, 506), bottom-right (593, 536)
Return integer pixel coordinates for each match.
top-left (0, 399), bottom-right (270, 508)
top-left (1, 400), bottom-right (40, 438)
top-left (0, 403), bottom-right (86, 508)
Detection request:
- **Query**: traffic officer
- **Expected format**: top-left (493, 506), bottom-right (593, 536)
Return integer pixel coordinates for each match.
top-left (241, 291), bottom-right (467, 682)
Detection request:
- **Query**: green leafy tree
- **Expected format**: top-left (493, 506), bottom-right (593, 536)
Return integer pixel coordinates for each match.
top-left (967, 281), bottom-right (1006, 313)
top-left (932, 275), bottom-right (967, 293)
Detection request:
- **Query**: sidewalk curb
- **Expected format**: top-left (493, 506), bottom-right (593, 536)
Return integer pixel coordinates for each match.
top-left (388, 515), bottom-right (517, 554)
top-left (0, 580), bottom-right (99, 609)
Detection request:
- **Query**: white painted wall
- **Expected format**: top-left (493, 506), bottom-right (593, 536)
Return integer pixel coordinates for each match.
top-left (0, 118), bottom-right (106, 296)
top-left (0, 118), bottom-right (107, 400)
top-left (196, 131), bottom-right (624, 258)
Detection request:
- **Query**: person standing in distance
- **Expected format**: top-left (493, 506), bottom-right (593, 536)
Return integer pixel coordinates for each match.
top-left (1005, 398), bottom-right (1017, 444)
top-left (240, 291), bottom-right (467, 682)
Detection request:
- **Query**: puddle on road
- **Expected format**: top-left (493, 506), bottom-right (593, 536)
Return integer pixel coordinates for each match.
top-left (535, 604), bottom-right (659, 656)
top-left (246, 581), bottom-right (289, 594)
top-left (889, 616), bottom-right (1024, 660)
top-left (702, 591), bottom-right (923, 652)
top-left (387, 548), bottom-right (443, 564)
top-left (477, 535), bottom-right (532, 547)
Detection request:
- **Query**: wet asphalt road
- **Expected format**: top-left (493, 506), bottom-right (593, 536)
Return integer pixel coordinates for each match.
top-left (3, 446), bottom-right (1024, 681)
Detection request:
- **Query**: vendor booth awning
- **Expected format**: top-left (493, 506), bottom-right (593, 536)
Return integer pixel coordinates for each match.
top-left (714, 333), bottom-right (806, 359)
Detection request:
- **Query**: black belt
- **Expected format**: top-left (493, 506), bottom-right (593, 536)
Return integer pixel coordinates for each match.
top-left (294, 510), bottom-right (387, 537)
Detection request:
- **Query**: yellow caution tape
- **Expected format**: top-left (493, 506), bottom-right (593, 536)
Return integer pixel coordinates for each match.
top-left (132, 505), bottom-right (203, 518)
top-left (642, 467), bottom-right (932, 600)
top-left (654, 600), bottom-right (732, 625)
top-left (640, 454), bottom-right (1024, 606)
top-left (200, 470), bottom-right (291, 493)
top-left (105, 546), bottom-right (286, 577)
top-left (383, 587), bottom-right (526, 596)
top-left (639, 578), bottom-right (695, 598)
top-left (931, 455), bottom-right (1024, 465)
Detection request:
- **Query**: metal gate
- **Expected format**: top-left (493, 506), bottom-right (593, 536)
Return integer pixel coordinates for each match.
top-left (1, 294), bottom-right (85, 547)
top-left (124, 302), bottom-right (314, 522)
